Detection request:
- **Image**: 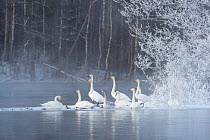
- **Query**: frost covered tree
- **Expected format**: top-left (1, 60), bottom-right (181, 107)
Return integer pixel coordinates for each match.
top-left (115, 0), bottom-right (210, 106)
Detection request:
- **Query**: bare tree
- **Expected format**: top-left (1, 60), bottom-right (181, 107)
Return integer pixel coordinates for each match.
top-left (104, 0), bottom-right (113, 79)
top-left (97, 0), bottom-right (106, 71)
top-left (3, 1), bottom-right (8, 62)
top-left (85, 0), bottom-right (92, 69)
top-left (58, 0), bottom-right (63, 68)
top-left (42, 0), bottom-right (46, 55)
top-left (9, 0), bottom-right (16, 75)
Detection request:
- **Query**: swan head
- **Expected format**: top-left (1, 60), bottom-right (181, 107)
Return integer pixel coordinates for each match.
top-left (129, 88), bottom-right (135, 91)
top-left (101, 90), bottom-right (106, 93)
top-left (134, 79), bottom-right (140, 82)
top-left (109, 76), bottom-right (115, 80)
top-left (75, 90), bottom-right (80, 93)
top-left (88, 74), bottom-right (93, 78)
top-left (55, 96), bottom-right (62, 102)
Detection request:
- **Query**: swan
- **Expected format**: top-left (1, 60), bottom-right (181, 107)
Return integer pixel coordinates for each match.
top-left (41, 96), bottom-right (63, 110)
top-left (166, 89), bottom-right (179, 107)
top-left (134, 79), bottom-right (152, 106)
top-left (129, 88), bottom-right (141, 109)
top-left (100, 90), bottom-right (114, 109)
top-left (101, 90), bottom-right (108, 108)
top-left (115, 91), bottom-right (131, 108)
top-left (87, 76), bottom-right (104, 105)
top-left (109, 76), bottom-right (131, 101)
top-left (75, 90), bottom-right (94, 109)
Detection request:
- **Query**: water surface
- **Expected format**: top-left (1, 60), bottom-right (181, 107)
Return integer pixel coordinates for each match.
top-left (0, 82), bottom-right (209, 140)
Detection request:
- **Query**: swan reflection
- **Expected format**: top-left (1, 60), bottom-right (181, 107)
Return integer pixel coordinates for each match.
top-left (42, 111), bottom-right (63, 123)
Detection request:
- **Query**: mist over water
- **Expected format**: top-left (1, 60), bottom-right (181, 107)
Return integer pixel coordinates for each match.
top-left (0, 81), bottom-right (151, 108)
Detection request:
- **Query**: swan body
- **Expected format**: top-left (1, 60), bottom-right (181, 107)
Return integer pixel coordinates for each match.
top-left (41, 96), bottom-right (63, 110)
top-left (115, 92), bottom-right (131, 108)
top-left (134, 79), bottom-right (152, 103)
top-left (110, 76), bottom-right (131, 101)
top-left (75, 90), bottom-right (94, 109)
top-left (129, 88), bottom-right (141, 109)
top-left (87, 75), bottom-right (104, 103)
top-left (167, 89), bottom-right (179, 107)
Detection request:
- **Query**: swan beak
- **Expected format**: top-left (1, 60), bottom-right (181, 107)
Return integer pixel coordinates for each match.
top-left (134, 80), bottom-right (137, 82)
top-left (109, 77), bottom-right (112, 79)
top-left (129, 88), bottom-right (133, 91)
top-left (166, 88), bottom-right (170, 91)
top-left (87, 74), bottom-right (92, 77)
top-left (115, 92), bottom-right (118, 96)
top-left (87, 79), bottom-right (91, 82)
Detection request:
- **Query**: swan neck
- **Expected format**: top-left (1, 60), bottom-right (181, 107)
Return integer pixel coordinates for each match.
top-left (54, 96), bottom-right (59, 101)
top-left (90, 81), bottom-right (93, 91)
top-left (138, 82), bottom-right (142, 95)
top-left (135, 82), bottom-right (140, 96)
top-left (104, 92), bottom-right (107, 103)
top-left (169, 91), bottom-right (172, 100)
top-left (132, 90), bottom-right (135, 103)
top-left (77, 92), bottom-right (81, 103)
top-left (111, 79), bottom-right (116, 95)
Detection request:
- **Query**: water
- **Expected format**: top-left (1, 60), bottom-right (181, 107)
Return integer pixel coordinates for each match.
top-left (0, 82), bottom-right (210, 140)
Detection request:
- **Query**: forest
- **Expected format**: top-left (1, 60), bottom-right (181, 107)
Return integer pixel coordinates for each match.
top-left (0, 0), bottom-right (140, 81)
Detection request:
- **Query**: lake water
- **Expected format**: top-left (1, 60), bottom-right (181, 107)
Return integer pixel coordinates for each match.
top-left (0, 82), bottom-right (210, 140)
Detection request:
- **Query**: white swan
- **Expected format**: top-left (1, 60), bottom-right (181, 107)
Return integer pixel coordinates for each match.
top-left (41, 96), bottom-right (63, 110)
top-left (166, 89), bottom-right (179, 107)
top-left (115, 91), bottom-right (131, 108)
top-left (87, 75), bottom-right (104, 105)
top-left (75, 90), bottom-right (94, 109)
top-left (101, 90), bottom-right (114, 109)
top-left (134, 79), bottom-right (152, 105)
top-left (129, 88), bottom-right (141, 109)
top-left (109, 76), bottom-right (131, 101)
top-left (102, 90), bottom-right (108, 108)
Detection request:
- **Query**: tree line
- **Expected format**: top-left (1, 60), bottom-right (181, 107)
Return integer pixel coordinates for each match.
top-left (0, 0), bottom-right (141, 81)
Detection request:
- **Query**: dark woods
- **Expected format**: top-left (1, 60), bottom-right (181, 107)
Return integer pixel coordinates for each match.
top-left (0, 0), bottom-right (140, 81)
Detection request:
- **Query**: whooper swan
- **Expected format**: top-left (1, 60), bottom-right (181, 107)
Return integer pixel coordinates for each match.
top-left (114, 91), bottom-right (131, 108)
top-left (41, 96), bottom-right (63, 110)
top-left (75, 90), bottom-right (94, 109)
top-left (129, 88), bottom-right (141, 109)
top-left (134, 79), bottom-right (152, 105)
top-left (166, 89), bottom-right (179, 107)
top-left (87, 76), bottom-right (104, 106)
top-left (109, 76), bottom-right (131, 101)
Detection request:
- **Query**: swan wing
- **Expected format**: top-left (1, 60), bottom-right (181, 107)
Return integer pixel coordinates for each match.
top-left (41, 101), bottom-right (63, 110)
top-left (92, 90), bottom-right (104, 103)
top-left (76, 101), bottom-right (94, 109)
top-left (136, 94), bottom-right (152, 102)
top-left (116, 91), bottom-right (131, 101)
top-left (130, 102), bottom-right (141, 109)
top-left (115, 100), bottom-right (131, 108)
